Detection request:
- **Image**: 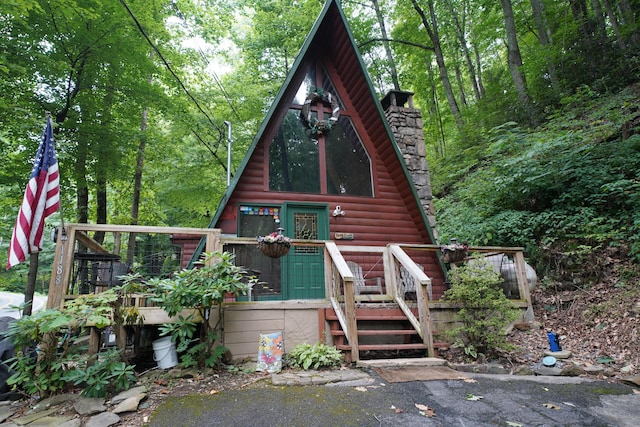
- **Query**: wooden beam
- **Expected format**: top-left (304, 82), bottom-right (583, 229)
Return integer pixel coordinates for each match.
top-left (76, 231), bottom-right (109, 253)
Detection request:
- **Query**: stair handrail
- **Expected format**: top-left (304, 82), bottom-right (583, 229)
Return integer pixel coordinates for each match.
top-left (388, 244), bottom-right (435, 356)
top-left (324, 242), bottom-right (359, 360)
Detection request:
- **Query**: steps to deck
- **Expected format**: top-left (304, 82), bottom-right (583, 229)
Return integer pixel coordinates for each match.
top-left (325, 307), bottom-right (450, 361)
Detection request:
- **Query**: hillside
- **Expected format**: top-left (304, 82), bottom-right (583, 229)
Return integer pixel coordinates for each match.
top-left (432, 84), bottom-right (640, 376)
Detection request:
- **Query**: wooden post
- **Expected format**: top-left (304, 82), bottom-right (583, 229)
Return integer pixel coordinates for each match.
top-left (513, 251), bottom-right (533, 312)
top-left (415, 276), bottom-right (435, 357)
top-left (343, 277), bottom-right (359, 362)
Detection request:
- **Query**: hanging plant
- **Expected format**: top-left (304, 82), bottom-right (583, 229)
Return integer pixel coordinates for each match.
top-left (300, 88), bottom-right (340, 136)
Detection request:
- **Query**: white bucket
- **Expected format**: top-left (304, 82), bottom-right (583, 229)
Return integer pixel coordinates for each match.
top-left (152, 336), bottom-right (178, 369)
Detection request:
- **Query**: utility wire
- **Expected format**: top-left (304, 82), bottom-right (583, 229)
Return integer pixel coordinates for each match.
top-left (119, 0), bottom-right (224, 139)
top-left (170, 1), bottom-right (240, 120)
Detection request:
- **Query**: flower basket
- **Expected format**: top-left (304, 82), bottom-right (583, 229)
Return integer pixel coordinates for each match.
top-left (441, 241), bottom-right (469, 264)
top-left (257, 229), bottom-right (292, 258)
top-left (442, 249), bottom-right (467, 264)
top-left (258, 241), bottom-right (291, 258)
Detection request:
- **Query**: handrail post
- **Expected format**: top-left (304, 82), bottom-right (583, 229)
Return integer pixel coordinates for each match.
top-left (343, 277), bottom-right (359, 362)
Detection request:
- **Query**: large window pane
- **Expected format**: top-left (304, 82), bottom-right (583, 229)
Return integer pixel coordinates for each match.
top-left (269, 109), bottom-right (320, 193)
top-left (325, 117), bottom-right (373, 196)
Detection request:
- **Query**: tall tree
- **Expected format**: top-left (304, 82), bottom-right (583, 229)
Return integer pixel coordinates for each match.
top-left (500, 0), bottom-right (533, 121)
top-left (410, 0), bottom-right (463, 128)
top-left (444, 0), bottom-right (481, 102)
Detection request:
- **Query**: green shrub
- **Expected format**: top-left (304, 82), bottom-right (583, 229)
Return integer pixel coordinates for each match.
top-left (141, 251), bottom-right (255, 369)
top-left (286, 343), bottom-right (343, 370)
top-left (442, 260), bottom-right (520, 359)
top-left (61, 348), bottom-right (136, 397)
top-left (4, 293), bottom-right (136, 397)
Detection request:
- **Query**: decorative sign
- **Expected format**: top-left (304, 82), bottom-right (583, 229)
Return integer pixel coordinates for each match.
top-left (240, 206), bottom-right (280, 222)
top-left (334, 232), bottom-right (354, 240)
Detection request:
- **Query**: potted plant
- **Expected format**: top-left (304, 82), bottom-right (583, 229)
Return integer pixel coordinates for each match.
top-left (257, 228), bottom-right (291, 258)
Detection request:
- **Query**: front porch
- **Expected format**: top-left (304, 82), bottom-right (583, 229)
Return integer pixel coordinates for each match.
top-left (48, 224), bottom-right (533, 362)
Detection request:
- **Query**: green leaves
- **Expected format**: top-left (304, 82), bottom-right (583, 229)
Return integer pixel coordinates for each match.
top-left (286, 343), bottom-right (344, 370)
top-left (443, 260), bottom-right (520, 357)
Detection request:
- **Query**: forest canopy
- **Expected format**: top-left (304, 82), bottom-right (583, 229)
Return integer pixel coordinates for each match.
top-left (1, 0), bottom-right (639, 287)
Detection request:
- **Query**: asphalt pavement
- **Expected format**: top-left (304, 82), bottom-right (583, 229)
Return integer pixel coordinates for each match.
top-left (148, 368), bottom-right (639, 427)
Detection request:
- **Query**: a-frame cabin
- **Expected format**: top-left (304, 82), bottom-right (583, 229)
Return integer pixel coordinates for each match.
top-left (45, 0), bottom-right (533, 364)
top-left (177, 0), bottom-right (532, 362)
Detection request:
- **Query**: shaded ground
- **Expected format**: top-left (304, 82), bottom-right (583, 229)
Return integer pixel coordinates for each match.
top-left (147, 372), bottom-right (638, 427)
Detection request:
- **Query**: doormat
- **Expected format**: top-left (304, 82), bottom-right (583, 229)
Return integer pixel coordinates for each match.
top-left (373, 366), bottom-right (470, 383)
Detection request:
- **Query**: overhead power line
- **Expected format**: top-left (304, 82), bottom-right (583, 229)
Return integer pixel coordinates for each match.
top-left (119, 0), bottom-right (224, 140)
top-left (170, 1), bottom-right (240, 120)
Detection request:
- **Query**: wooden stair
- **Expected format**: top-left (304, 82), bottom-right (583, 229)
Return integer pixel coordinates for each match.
top-left (325, 306), bottom-right (449, 362)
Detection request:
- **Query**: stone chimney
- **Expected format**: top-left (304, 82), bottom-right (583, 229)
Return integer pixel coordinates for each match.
top-left (381, 90), bottom-right (438, 242)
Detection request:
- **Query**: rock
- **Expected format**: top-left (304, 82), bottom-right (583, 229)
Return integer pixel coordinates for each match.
top-left (85, 412), bottom-right (120, 427)
top-left (561, 364), bottom-right (585, 377)
top-left (58, 419), bottom-right (82, 427)
top-left (543, 350), bottom-right (572, 359)
top-left (513, 366), bottom-right (534, 376)
top-left (513, 322), bottom-right (531, 331)
top-left (620, 364), bottom-right (635, 374)
top-left (583, 365), bottom-right (605, 374)
top-left (0, 407), bottom-right (16, 423)
top-left (486, 364), bottom-right (510, 375)
top-left (112, 393), bottom-right (146, 414)
top-left (73, 397), bottom-right (106, 416)
top-left (620, 375), bottom-right (640, 387)
top-left (534, 365), bottom-right (563, 376)
top-left (24, 415), bottom-right (74, 426)
top-left (110, 386), bottom-right (147, 405)
top-left (28, 394), bottom-right (78, 414)
top-left (13, 407), bottom-right (58, 425)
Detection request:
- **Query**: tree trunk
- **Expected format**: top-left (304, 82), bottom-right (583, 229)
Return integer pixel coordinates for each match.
top-left (454, 61), bottom-right (468, 107)
top-left (445, 0), bottom-right (481, 101)
top-left (601, 0), bottom-right (626, 48)
top-left (410, 0), bottom-right (463, 127)
top-left (500, 0), bottom-right (533, 117)
top-left (568, 0), bottom-right (593, 38)
top-left (371, 0), bottom-right (400, 90)
top-left (22, 253), bottom-right (39, 317)
top-left (530, 0), bottom-right (561, 93)
top-left (473, 42), bottom-right (486, 98)
top-left (126, 107), bottom-right (148, 265)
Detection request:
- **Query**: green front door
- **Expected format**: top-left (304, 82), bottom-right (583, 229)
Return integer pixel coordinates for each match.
top-left (283, 204), bottom-right (328, 299)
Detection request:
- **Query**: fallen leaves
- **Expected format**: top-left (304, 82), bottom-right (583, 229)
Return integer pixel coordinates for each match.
top-left (542, 403), bottom-right (561, 410)
top-left (415, 403), bottom-right (436, 417)
top-left (466, 394), bottom-right (484, 401)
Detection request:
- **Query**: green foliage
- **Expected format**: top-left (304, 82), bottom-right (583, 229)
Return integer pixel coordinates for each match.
top-left (443, 260), bottom-right (520, 358)
top-left (435, 85), bottom-right (640, 276)
top-left (61, 349), bottom-right (137, 398)
top-left (4, 295), bottom-right (137, 397)
top-left (286, 343), bottom-right (344, 370)
top-left (142, 251), bottom-right (254, 369)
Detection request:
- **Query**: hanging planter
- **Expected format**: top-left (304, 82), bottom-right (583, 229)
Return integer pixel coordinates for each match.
top-left (300, 88), bottom-right (340, 136)
top-left (441, 241), bottom-right (469, 264)
top-left (257, 229), bottom-right (292, 258)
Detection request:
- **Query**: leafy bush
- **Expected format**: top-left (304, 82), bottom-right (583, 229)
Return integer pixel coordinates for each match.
top-left (61, 348), bottom-right (136, 397)
top-left (442, 260), bottom-right (520, 359)
top-left (141, 251), bottom-right (255, 369)
top-left (286, 343), bottom-right (343, 370)
top-left (4, 293), bottom-right (136, 397)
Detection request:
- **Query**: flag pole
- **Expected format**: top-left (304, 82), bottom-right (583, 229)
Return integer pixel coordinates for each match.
top-left (18, 112), bottom-right (61, 316)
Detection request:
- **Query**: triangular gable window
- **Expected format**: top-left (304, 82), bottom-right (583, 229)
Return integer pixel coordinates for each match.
top-left (269, 62), bottom-right (372, 196)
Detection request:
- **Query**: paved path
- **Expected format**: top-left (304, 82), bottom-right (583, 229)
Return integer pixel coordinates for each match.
top-left (148, 364), bottom-right (640, 427)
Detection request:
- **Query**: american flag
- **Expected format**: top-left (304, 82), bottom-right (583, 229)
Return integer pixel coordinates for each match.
top-left (6, 117), bottom-right (61, 269)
